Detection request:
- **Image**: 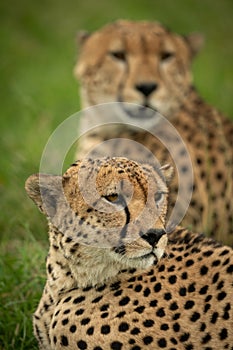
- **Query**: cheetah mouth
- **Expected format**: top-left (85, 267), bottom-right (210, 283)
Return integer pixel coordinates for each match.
top-left (130, 252), bottom-right (156, 261)
top-left (118, 101), bottom-right (158, 120)
top-left (130, 248), bottom-right (165, 263)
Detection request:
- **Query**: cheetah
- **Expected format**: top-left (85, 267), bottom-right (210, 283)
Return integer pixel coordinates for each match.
top-left (74, 20), bottom-right (233, 244)
top-left (26, 157), bottom-right (233, 350)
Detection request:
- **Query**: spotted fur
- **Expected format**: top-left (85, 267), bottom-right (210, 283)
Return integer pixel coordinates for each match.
top-left (26, 157), bottom-right (233, 350)
top-left (74, 20), bottom-right (233, 244)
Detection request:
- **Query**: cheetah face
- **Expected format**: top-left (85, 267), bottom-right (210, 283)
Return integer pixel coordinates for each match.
top-left (75, 20), bottom-right (203, 120)
top-left (26, 157), bottom-right (173, 274)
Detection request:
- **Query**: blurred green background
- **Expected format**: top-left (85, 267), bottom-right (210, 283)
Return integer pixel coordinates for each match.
top-left (0, 0), bottom-right (232, 348)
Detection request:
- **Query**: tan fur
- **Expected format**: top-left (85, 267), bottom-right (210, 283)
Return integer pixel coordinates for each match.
top-left (26, 157), bottom-right (233, 350)
top-left (74, 20), bottom-right (233, 244)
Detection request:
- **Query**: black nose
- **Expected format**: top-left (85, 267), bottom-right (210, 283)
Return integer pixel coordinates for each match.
top-left (141, 229), bottom-right (166, 246)
top-left (135, 82), bottom-right (158, 97)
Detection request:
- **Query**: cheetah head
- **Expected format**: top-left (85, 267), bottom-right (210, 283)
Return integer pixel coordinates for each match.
top-left (75, 20), bottom-right (204, 119)
top-left (26, 157), bottom-right (173, 286)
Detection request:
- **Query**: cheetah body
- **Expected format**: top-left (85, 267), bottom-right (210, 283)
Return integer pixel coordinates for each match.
top-left (75, 20), bottom-right (233, 243)
top-left (36, 232), bottom-right (233, 350)
top-left (25, 157), bottom-right (233, 350)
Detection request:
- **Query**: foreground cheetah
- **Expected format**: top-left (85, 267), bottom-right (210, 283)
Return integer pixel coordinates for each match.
top-left (74, 20), bottom-right (233, 244)
top-left (26, 157), bottom-right (233, 350)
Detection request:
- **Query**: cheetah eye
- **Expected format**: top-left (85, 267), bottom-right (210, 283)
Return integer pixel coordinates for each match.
top-left (160, 51), bottom-right (174, 61)
top-left (109, 51), bottom-right (126, 61)
top-left (104, 193), bottom-right (119, 203)
top-left (154, 191), bottom-right (164, 203)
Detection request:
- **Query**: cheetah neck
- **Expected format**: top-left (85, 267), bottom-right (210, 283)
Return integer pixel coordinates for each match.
top-left (69, 259), bottom-right (132, 289)
top-left (46, 247), bottom-right (142, 292)
top-left (179, 87), bottom-right (206, 114)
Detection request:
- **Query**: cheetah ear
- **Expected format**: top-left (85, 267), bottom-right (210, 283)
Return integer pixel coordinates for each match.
top-left (159, 164), bottom-right (174, 184)
top-left (185, 33), bottom-right (205, 57)
top-left (25, 174), bottom-right (62, 217)
top-left (77, 30), bottom-right (91, 46)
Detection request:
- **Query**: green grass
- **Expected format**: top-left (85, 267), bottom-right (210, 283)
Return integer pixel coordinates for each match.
top-left (0, 236), bottom-right (46, 349)
top-left (0, 0), bottom-right (232, 348)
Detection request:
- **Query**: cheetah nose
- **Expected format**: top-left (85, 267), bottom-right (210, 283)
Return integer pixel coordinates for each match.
top-left (135, 82), bottom-right (158, 97)
top-left (141, 229), bottom-right (166, 246)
